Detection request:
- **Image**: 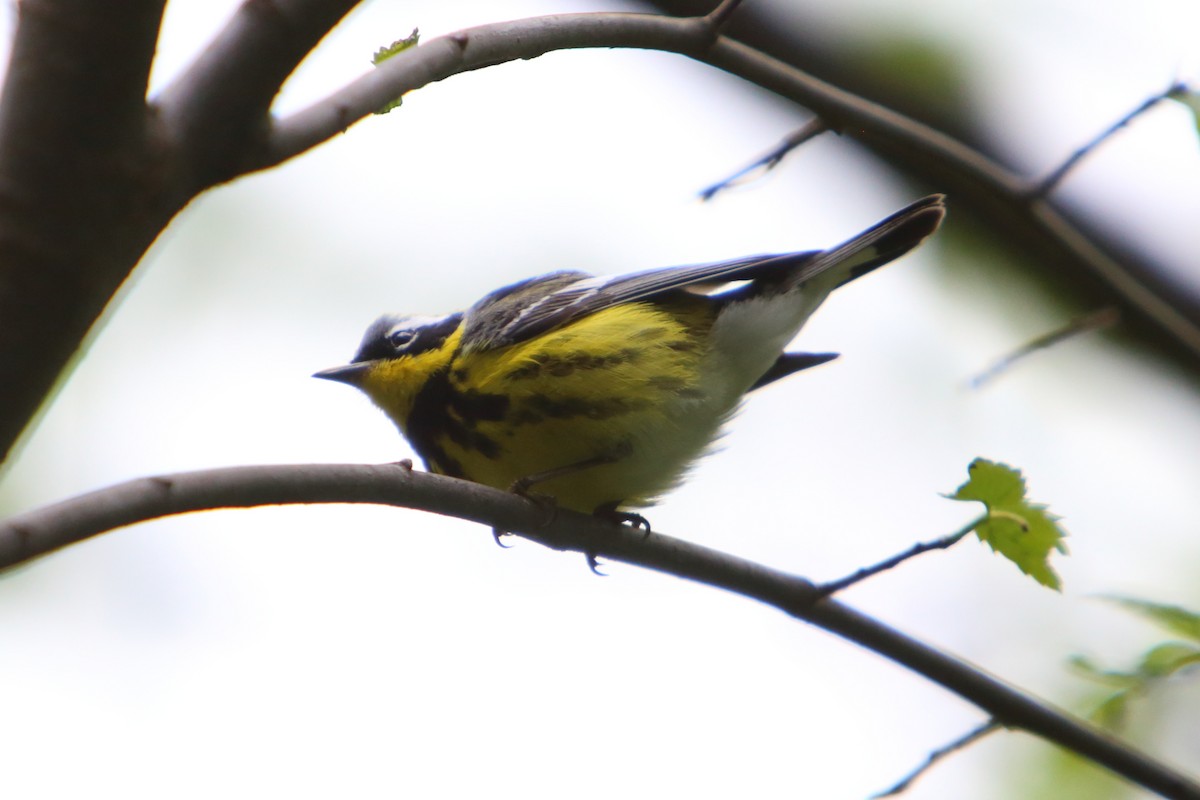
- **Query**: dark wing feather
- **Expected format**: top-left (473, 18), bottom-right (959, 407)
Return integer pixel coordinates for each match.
top-left (461, 252), bottom-right (820, 351)
top-left (462, 194), bottom-right (946, 352)
top-left (461, 270), bottom-right (590, 351)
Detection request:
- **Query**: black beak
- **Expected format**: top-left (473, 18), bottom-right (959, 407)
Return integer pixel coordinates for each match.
top-left (313, 362), bottom-right (372, 386)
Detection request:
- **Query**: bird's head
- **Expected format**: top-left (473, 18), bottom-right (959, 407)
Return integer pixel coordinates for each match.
top-left (314, 312), bottom-right (464, 428)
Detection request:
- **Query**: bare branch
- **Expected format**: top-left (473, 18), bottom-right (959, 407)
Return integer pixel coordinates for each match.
top-left (1030, 82), bottom-right (1188, 199)
top-left (0, 0), bottom-right (169, 465)
top-left (699, 118), bottom-right (829, 201)
top-left (1, 464), bottom-right (1198, 800)
top-left (155, 0), bottom-right (363, 190)
top-left (817, 519), bottom-right (976, 595)
top-left (262, 13), bottom-right (717, 166)
top-left (0, 0), bottom-right (368, 467)
top-left (872, 721), bottom-right (1003, 798)
top-left (968, 307), bottom-right (1121, 389)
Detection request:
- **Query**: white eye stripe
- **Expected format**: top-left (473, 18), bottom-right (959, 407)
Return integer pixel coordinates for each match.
top-left (387, 315), bottom-right (458, 349)
top-left (391, 315), bottom-right (450, 330)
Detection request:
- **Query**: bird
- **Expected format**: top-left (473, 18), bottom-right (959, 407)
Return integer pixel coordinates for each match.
top-left (315, 195), bottom-right (945, 521)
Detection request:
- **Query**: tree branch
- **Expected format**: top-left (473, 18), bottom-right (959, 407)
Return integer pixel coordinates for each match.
top-left (0, 0), bottom-right (368, 467)
top-left (872, 720), bottom-right (1003, 797)
top-left (1030, 82), bottom-right (1187, 199)
top-left (1, 464), bottom-right (1197, 800)
top-left (155, 0), bottom-right (363, 191)
top-left (0, 0), bottom-right (169, 465)
top-left (697, 117), bottom-right (830, 200)
top-left (262, 12), bottom-right (717, 165)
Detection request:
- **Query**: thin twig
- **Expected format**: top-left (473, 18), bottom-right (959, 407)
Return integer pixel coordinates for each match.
top-left (699, 118), bottom-right (829, 201)
top-left (817, 519), bottom-right (977, 596)
top-left (1029, 81), bottom-right (1190, 199)
top-left (968, 307), bottom-right (1121, 390)
top-left (872, 720), bottom-right (1003, 798)
top-left (1, 464), bottom-right (1199, 799)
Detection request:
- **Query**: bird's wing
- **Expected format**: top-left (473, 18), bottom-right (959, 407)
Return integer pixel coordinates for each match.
top-left (460, 252), bottom-right (818, 351)
top-left (462, 194), bottom-right (945, 351)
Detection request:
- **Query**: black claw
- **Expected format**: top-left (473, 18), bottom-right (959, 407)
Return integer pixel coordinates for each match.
top-left (593, 502), bottom-right (652, 537)
top-left (492, 527), bottom-right (514, 548)
top-left (623, 512), bottom-right (652, 536)
top-left (586, 552), bottom-right (607, 576)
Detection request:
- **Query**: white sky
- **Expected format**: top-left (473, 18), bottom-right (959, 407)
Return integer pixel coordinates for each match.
top-left (1, 1), bottom-right (1199, 798)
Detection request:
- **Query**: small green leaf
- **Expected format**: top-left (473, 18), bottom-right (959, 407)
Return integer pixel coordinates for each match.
top-left (948, 459), bottom-right (1068, 589)
top-left (1102, 596), bottom-right (1200, 642)
top-left (372, 28), bottom-right (420, 66)
top-left (1091, 691), bottom-right (1131, 729)
top-left (1171, 86), bottom-right (1200, 143)
top-left (1135, 642), bottom-right (1200, 679)
top-left (1068, 654), bottom-right (1141, 688)
top-left (1071, 643), bottom-right (1200, 730)
top-left (370, 28), bottom-right (420, 114)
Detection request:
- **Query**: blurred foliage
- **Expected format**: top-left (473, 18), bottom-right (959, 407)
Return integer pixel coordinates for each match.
top-left (1016, 740), bottom-right (1139, 800)
top-left (1012, 597), bottom-right (1200, 800)
top-left (1072, 597), bottom-right (1200, 729)
top-left (1173, 87), bottom-right (1200, 143)
top-left (840, 31), bottom-right (973, 129)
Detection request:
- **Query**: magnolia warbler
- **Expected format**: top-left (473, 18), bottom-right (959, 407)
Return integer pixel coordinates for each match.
top-left (316, 195), bottom-right (945, 517)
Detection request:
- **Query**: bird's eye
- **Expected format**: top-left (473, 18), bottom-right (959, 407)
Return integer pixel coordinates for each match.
top-left (387, 329), bottom-right (416, 349)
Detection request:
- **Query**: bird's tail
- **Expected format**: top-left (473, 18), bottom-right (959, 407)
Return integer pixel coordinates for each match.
top-left (786, 193), bottom-right (946, 292)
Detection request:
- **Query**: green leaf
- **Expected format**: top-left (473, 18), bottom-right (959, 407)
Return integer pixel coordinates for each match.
top-left (1071, 643), bottom-right (1200, 730)
top-left (1171, 86), bottom-right (1200, 143)
top-left (948, 458), bottom-right (1068, 589)
top-left (1069, 597), bottom-right (1200, 730)
top-left (1090, 691), bottom-right (1131, 730)
top-left (1068, 654), bottom-right (1141, 688)
top-left (1070, 643), bottom-right (1200, 690)
top-left (1101, 595), bottom-right (1200, 642)
top-left (370, 28), bottom-right (420, 114)
top-left (1135, 641), bottom-right (1200, 678)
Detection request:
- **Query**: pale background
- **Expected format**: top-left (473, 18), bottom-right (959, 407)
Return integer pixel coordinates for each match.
top-left (1, 1), bottom-right (1198, 797)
